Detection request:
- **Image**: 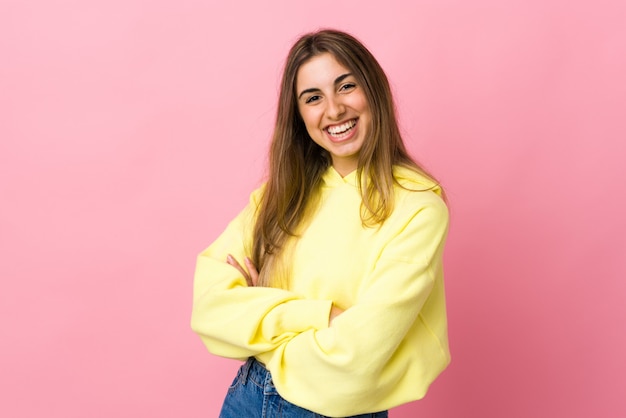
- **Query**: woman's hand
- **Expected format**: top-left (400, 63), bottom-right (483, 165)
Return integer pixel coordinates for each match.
top-left (329, 304), bottom-right (344, 325)
top-left (226, 254), bottom-right (259, 287)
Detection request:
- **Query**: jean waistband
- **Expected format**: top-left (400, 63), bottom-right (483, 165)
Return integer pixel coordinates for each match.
top-left (241, 357), bottom-right (277, 393)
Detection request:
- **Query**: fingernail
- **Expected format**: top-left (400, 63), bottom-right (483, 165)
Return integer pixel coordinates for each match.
top-left (227, 255), bottom-right (233, 262)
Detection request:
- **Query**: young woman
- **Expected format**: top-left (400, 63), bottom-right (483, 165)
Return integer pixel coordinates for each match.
top-left (191, 29), bottom-right (450, 418)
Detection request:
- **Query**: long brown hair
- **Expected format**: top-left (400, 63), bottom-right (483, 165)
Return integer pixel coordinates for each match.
top-left (252, 29), bottom-right (442, 287)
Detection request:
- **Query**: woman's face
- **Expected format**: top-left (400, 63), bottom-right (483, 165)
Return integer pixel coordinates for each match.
top-left (295, 53), bottom-right (371, 177)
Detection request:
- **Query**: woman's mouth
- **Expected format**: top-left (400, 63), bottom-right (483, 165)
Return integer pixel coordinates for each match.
top-left (325, 119), bottom-right (358, 142)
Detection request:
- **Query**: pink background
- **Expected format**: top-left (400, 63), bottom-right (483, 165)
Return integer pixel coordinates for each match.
top-left (1, 0), bottom-right (625, 417)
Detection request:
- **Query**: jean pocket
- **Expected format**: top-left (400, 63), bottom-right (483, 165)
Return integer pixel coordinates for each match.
top-left (226, 366), bottom-right (244, 394)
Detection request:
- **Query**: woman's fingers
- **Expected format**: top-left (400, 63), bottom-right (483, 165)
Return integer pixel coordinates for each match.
top-left (226, 254), bottom-right (260, 287)
top-left (329, 304), bottom-right (344, 325)
top-left (226, 254), bottom-right (253, 286)
top-left (244, 257), bottom-right (259, 286)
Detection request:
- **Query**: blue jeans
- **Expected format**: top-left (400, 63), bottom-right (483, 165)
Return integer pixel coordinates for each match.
top-left (219, 357), bottom-right (389, 418)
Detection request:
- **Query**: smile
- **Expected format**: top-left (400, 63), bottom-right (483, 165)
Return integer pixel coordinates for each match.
top-left (326, 119), bottom-right (357, 139)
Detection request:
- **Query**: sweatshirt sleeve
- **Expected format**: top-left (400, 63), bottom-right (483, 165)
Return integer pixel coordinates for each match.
top-left (190, 188), bottom-right (333, 360)
top-left (256, 192), bottom-right (450, 417)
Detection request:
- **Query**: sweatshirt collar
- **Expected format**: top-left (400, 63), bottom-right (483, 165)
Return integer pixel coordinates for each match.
top-left (322, 166), bottom-right (359, 188)
top-left (321, 165), bottom-right (442, 196)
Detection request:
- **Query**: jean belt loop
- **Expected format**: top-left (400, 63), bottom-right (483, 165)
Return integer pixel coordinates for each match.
top-left (240, 357), bottom-right (254, 385)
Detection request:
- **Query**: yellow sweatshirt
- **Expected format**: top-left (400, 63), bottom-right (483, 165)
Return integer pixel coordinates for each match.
top-left (191, 166), bottom-right (450, 417)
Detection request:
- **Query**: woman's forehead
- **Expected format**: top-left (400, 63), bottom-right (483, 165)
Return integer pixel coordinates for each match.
top-left (296, 53), bottom-right (352, 89)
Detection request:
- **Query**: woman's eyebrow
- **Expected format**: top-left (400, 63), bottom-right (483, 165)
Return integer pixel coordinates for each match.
top-left (297, 73), bottom-right (353, 99)
top-left (334, 73), bottom-right (352, 85)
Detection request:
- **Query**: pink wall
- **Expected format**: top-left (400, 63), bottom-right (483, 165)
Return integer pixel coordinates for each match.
top-left (1, 0), bottom-right (624, 417)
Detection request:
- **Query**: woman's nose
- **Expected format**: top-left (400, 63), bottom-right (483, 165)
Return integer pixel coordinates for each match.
top-left (325, 96), bottom-right (346, 120)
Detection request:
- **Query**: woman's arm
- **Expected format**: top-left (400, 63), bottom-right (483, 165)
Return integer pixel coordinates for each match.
top-left (256, 195), bottom-right (450, 416)
top-left (226, 254), bottom-right (344, 323)
top-left (190, 189), bottom-right (333, 359)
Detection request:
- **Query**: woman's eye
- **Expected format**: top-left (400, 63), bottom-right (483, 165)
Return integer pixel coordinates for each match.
top-left (339, 83), bottom-right (356, 92)
top-left (305, 95), bottom-right (321, 104)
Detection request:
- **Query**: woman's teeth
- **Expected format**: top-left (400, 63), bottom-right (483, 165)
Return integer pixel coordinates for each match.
top-left (327, 119), bottom-right (356, 137)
